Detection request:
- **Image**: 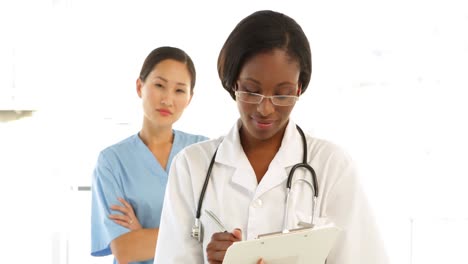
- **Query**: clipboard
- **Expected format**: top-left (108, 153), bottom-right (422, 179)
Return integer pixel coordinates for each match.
top-left (223, 225), bottom-right (341, 264)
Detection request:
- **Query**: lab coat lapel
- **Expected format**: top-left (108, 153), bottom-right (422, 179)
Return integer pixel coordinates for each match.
top-left (276, 120), bottom-right (304, 168)
top-left (255, 120), bottom-right (304, 198)
top-left (216, 120), bottom-right (258, 193)
top-left (215, 120), bottom-right (305, 195)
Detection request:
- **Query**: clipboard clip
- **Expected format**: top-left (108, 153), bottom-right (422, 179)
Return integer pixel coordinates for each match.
top-left (257, 225), bottom-right (314, 239)
top-left (297, 221), bottom-right (314, 228)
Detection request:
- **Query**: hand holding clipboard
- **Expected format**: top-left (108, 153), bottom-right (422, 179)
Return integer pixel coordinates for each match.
top-left (223, 225), bottom-right (341, 264)
top-left (205, 210), bottom-right (340, 264)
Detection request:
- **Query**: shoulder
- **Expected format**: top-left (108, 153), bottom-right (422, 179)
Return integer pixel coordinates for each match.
top-left (173, 137), bottom-right (221, 163)
top-left (308, 135), bottom-right (351, 157)
top-left (303, 134), bottom-right (362, 193)
top-left (174, 130), bottom-right (209, 145)
top-left (305, 134), bottom-right (354, 170)
top-left (97, 134), bottom-right (140, 161)
top-left (180, 137), bottom-right (220, 155)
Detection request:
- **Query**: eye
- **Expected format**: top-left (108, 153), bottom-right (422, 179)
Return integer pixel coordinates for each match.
top-left (176, 89), bottom-right (186, 94)
top-left (276, 87), bottom-right (296, 96)
top-left (155, 83), bottom-right (164, 88)
top-left (274, 95), bottom-right (291, 101)
top-left (241, 84), bottom-right (259, 93)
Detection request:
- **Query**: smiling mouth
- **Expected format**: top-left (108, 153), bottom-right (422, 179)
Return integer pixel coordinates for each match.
top-left (253, 119), bottom-right (275, 128)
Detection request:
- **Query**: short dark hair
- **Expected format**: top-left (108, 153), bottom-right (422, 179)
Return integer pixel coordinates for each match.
top-left (139, 46), bottom-right (196, 92)
top-left (217, 10), bottom-right (312, 100)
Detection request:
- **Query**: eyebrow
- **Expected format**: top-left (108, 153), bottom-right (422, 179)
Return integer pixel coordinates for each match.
top-left (155, 76), bottom-right (188, 87)
top-left (156, 76), bottom-right (168, 82)
top-left (240, 77), bottom-right (297, 87)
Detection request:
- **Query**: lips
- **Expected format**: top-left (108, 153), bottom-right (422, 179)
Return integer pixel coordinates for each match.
top-left (252, 117), bottom-right (275, 128)
top-left (157, 109), bottom-right (172, 115)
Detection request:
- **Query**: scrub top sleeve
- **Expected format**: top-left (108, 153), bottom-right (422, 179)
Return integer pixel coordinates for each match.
top-left (90, 151), bottom-right (130, 257)
top-left (324, 156), bottom-right (389, 264)
top-left (154, 152), bottom-right (204, 264)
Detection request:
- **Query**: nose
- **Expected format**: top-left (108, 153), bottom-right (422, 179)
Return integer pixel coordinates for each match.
top-left (256, 96), bottom-right (275, 116)
top-left (161, 90), bottom-right (174, 106)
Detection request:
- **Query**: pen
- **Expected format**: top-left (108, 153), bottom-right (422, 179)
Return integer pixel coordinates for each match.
top-left (204, 209), bottom-right (227, 232)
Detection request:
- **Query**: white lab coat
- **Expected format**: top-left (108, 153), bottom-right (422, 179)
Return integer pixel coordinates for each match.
top-left (154, 119), bottom-right (388, 264)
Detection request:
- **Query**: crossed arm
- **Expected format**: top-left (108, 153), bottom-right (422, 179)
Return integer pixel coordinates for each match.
top-left (109, 197), bottom-right (159, 264)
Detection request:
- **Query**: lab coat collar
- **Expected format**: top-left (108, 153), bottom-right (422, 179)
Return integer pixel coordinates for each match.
top-left (216, 119), bottom-right (304, 194)
top-left (216, 119), bottom-right (249, 168)
top-left (255, 120), bottom-right (304, 197)
top-left (215, 119), bottom-right (303, 167)
top-left (216, 119), bottom-right (257, 192)
top-left (275, 119), bottom-right (304, 168)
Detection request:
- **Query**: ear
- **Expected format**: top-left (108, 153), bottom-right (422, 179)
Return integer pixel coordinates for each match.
top-left (187, 92), bottom-right (193, 106)
top-left (136, 78), bottom-right (143, 98)
top-left (297, 84), bottom-right (302, 96)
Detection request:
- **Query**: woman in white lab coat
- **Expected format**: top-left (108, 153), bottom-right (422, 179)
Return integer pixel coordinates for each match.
top-left (154, 10), bottom-right (389, 264)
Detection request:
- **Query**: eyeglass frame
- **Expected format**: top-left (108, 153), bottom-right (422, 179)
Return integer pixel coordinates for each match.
top-left (234, 90), bottom-right (299, 106)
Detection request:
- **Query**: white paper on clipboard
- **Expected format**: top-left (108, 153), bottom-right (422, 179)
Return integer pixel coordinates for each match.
top-left (223, 225), bottom-right (341, 264)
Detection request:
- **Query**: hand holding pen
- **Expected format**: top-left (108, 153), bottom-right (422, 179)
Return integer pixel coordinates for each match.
top-left (204, 210), bottom-right (266, 264)
top-left (205, 210), bottom-right (242, 264)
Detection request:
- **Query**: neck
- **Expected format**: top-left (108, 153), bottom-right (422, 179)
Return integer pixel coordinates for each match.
top-left (139, 122), bottom-right (174, 147)
top-left (239, 126), bottom-right (286, 154)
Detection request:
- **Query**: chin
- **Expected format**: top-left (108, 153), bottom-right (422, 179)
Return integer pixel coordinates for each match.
top-left (248, 126), bottom-right (279, 141)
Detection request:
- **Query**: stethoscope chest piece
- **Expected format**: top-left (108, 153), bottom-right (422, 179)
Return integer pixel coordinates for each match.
top-left (191, 219), bottom-right (203, 242)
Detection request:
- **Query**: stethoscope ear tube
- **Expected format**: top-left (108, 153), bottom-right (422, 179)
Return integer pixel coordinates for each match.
top-left (287, 163), bottom-right (318, 197)
top-left (289, 125), bottom-right (319, 197)
top-left (193, 125), bottom-right (319, 241)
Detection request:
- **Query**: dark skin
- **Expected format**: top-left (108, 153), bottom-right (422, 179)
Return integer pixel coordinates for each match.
top-left (240, 124), bottom-right (286, 183)
top-left (206, 49), bottom-right (301, 264)
top-left (206, 229), bottom-right (242, 264)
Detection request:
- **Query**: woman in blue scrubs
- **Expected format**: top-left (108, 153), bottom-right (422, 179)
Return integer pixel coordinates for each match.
top-left (90, 46), bottom-right (208, 264)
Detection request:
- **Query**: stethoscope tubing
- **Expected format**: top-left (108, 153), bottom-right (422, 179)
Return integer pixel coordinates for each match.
top-left (196, 148), bottom-right (219, 219)
top-left (193, 125), bottom-right (318, 241)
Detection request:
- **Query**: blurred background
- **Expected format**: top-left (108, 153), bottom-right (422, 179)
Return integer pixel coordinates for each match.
top-left (1, 0), bottom-right (467, 263)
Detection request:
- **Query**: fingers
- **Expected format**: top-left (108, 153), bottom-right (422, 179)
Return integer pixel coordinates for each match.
top-left (108, 198), bottom-right (140, 230)
top-left (206, 230), bottom-right (242, 263)
top-left (207, 250), bottom-right (227, 264)
top-left (257, 258), bottom-right (265, 264)
top-left (118, 197), bottom-right (135, 213)
top-left (109, 213), bottom-right (136, 229)
top-left (206, 247), bottom-right (229, 263)
top-left (207, 260), bottom-right (222, 264)
top-left (110, 197), bottom-right (134, 214)
top-left (209, 231), bottom-right (241, 245)
top-left (109, 218), bottom-right (130, 229)
top-left (108, 213), bottom-right (129, 222)
top-left (232, 228), bottom-right (242, 240)
top-left (109, 204), bottom-right (128, 214)
top-left (206, 239), bottom-right (236, 251)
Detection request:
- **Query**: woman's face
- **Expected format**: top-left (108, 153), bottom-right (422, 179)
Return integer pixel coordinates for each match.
top-left (236, 49), bottom-right (301, 141)
top-left (137, 59), bottom-right (192, 129)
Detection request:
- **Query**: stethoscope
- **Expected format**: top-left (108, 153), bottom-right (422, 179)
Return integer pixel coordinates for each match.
top-left (191, 125), bottom-right (318, 242)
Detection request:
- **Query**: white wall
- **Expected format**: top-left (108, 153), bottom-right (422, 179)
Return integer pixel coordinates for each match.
top-left (1, 0), bottom-right (467, 263)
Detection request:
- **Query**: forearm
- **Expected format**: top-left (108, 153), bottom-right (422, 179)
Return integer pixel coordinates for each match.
top-left (110, 228), bottom-right (159, 263)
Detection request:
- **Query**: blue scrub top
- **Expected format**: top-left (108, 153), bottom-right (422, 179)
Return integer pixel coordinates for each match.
top-left (91, 130), bottom-right (208, 264)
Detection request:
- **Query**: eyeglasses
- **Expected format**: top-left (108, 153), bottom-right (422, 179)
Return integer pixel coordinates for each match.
top-left (235, 91), bottom-right (298, 106)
